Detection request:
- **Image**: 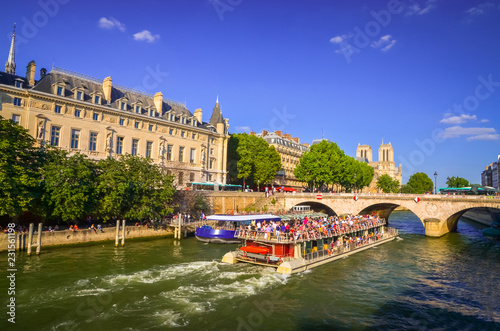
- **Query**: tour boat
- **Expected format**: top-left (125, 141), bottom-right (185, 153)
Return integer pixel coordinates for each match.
top-left (222, 217), bottom-right (398, 274)
top-left (195, 214), bottom-right (282, 244)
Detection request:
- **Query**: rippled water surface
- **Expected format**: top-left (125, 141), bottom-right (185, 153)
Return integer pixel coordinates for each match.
top-left (1, 211), bottom-right (499, 330)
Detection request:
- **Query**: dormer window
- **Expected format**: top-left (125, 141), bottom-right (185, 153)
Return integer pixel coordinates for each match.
top-left (77, 91), bottom-right (83, 100)
top-left (94, 95), bottom-right (100, 104)
top-left (15, 80), bottom-right (22, 88)
top-left (170, 114), bottom-right (174, 121)
top-left (116, 98), bottom-right (128, 111)
top-left (150, 109), bottom-right (155, 117)
top-left (120, 102), bottom-right (125, 110)
top-left (193, 119), bottom-right (197, 127)
top-left (135, 105), bottom-right (141, 114)
top-left (57, 86), bottom-right (63, 96)
top-left (181, 117), bottom-right (185, 124)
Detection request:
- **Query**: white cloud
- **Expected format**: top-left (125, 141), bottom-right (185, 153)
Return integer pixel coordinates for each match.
top-left (405, 0), bottom-right (436, 16)
top-left (98, 17), bottom-right (126, 32)
top-left (371, 35), bottom-right (396, 52)
top-left (466, 2), bottom-right (495, 16)
top-left (330, 34), bottom-right (352, 44)
top-left (235, 126), bottom-right (251, 132)
top-left (440, 126), bottom-right (499, 140)
top-left (133, 30), bottom-right (160, 43)
top-left (440, 114), bottom-right (477, 124)
top-left (481, 119), bottom-right (490, 123)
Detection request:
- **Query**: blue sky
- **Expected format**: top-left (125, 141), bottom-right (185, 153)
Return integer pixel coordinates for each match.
top-left (3, 0), bottom-right (500, 188)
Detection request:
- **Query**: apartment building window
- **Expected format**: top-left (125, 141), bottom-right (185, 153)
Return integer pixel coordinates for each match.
top-left (15, 81), bottom-right (22, 88)
top-left (192, 133), bottom-right (196, 140)
top-left (74, 109), bottom-right (81, 118)
top-left (135, 121), bottom-right (140, 129)
top-left (94, 95), bottom-right (100, 104)
top-left (193, 120), bottom-right (197, 127)
top-left (178, 147), bottom-right (184, 162)
top-left (170, 114), bottom-right (174, 121)
top-left (89, 132), bottom-right (98, 151)
top-left (76, 91), bottom-right (83, 100)
top-left (178, 172), bottom-right (184, 185)
top-left (150, 109), bottom-right (154, 117)
top-left (11, 114), bottom-right (20, 124)
top-left (149, 124), bottom-right (153, 131)
top-left (50, 126), bottom-right (60, 146)
top-left (180, 131), bottom-right (185, 138)
top-left (209, 159), bottom-right (214, 169)
top-left (169, 128), bottom-right (174, 135)
top-left (116, 137), bottom-right (124, 154)
top-left (56, 86), bottom-right (63, 96)
top-left (131, 139), bottom-right (138, 156)
top-left (190, 148), bottom-right (196, 164)
top-left (190, 173), bottom-right (195, 182)
top-left (119, 118), bottom-right (125, 126)
top-left (55, 105), bottom-right (62, 114)
top-left (120, 102), bottom-right (126, 110)
top-left (210, 148), bottom-right (214, 155)
top-left (70, 129), bottom-right (80, 149)
top-left (135, 105), bottom-right (141, 114)
top-left (93, 113), bottom-right (99, 121)
top-left (13, 97), bottom-right (21, 106)
top-left (146, 141), bottom-right (152, 158)
top-left (167, 144), bottom-right (173, 161)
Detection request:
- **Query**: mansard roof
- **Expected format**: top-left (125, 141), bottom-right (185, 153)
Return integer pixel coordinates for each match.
top-left (0, 71), bottom-right (29, 88)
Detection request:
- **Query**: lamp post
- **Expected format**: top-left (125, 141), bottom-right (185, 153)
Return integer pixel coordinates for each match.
top-left (434, 171), bottom-right (438, 194)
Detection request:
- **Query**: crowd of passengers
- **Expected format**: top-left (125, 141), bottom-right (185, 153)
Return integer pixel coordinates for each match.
top-left (238, 214), bottom-right (384, 242)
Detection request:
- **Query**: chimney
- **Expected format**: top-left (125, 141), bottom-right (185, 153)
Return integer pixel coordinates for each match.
top-left (262, 129), bottom-right (268, 137)
top-left (103, 76), bottom-right (112, 103)
top-left (154, 92), bottom-right (163, 114)
top-left (283, 133), bottom-right (291, 140)
top-left (26, 60), bottom-right (36, 86)
top-left (292, 137), bottom-right (299, 143)
top-left (194, 108), bottom-right (202, 123)
top-left (40, 68), bottom-right (47, 79)
top-left (275, 130), bottom-right (283, 137)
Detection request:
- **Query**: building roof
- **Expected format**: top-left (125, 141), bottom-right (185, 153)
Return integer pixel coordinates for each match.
top-left (209, 98), bottom-right (224, 126)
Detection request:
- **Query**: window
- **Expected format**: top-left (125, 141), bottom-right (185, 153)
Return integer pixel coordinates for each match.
top-left (15, 81), bottom-right (22, 88)
top-left (178, 147), bottom-right (184, 162)
top-left (89, 132), bottom-right (97, 151)
top-left (210, 148), bottom-right (214, 155)
top-left (178, 172), bottom-right (184, 185)
top-left (193, 120), bottom-right (197, 127)
top-left (70, 129), bottom-right (80, 149)
top-left (120, 102), bottom-right (126, 110)
top-left (135, 105), bottom-right (141, 114)
top-left (190, 173), bottom-right (195, 182)
top-left (190, 148), bottom-right (196, 164)
top-left (150, 109), bottom-right (154, 117)
top-left (170, 114), bottom-right (174, 121)
top-left (76, 91), bottom-right (83, 100)
top-left (57, 86), bottom-right (63, 96)
top-left (116, 137), bottom-right (123, 154)
top-left (94, 95), bottom-right (100, 104)
top-left (55, 105), bottom-right (62, 114)
top-left (131, 139), bottom-right (138, 156)
top-left (181, 117), bottom-right (185, 124)
top-left (50, 126), bottom-right (60, 146)
top-left (135, 121), bottom-right (140, 129)
top-left (146, 141), bottom-right (152, 158)
top-left (169, 128), bottom-right (174, 135)
top-left (192, 133), bottom-right (196, 140)
top-left (180, 131), bottom-right (185, 138)
top-left (208, 174), bottom-right (213, 181)
top-left (209, 159), bottom-right (214, 169)
top-left (11, 114), bottom-right (20, 124)
top-left (119, 119), bottom-right (125, 126)
top-left (93, 113), bottom-right (99, 121)
top-left (166, 144), bottom-right (173, 161)
top-left (74, 109), bottom-right (81, 118)
top-left (13, 97), bottom-right (21, 106)
top-left (149, 124), bottom-right (153, 131)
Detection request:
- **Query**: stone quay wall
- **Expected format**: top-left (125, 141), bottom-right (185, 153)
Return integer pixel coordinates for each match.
top-left (0, 225), bottom-right (174, 252)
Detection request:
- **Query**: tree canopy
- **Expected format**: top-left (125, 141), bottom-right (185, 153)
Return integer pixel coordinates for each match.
top-left (446, 176), bottom-right (470, 188)
top-left (294, 140), bottom-right (373, 192)
top-left (0, 116), bottom-right (45, 217)
top-left (227, 133), bottom-right (281, 187)
top-left (376, 174), bottom-right (400, 193)
top-left (403, 172), bottom-right (434, 194)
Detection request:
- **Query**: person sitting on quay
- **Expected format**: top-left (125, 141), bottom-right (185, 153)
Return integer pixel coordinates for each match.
top-left (90, 224), bottom-right (97, 234)
top-left (97, 224), bottom-right (103, 232)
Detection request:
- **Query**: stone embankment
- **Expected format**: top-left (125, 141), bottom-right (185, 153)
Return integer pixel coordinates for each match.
top-left (0, 225), bottom-right (174, 252)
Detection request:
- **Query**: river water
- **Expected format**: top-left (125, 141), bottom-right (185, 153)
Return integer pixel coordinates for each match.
top-left (1, 211), bottom-right (499, 330)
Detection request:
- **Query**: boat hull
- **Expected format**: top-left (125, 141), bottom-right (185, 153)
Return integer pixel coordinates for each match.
top-left (195, 227), bottom-right (241, 244)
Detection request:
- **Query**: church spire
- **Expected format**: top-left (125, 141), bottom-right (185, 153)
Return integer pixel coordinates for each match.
top-left (5, 24), bottom-right (16, 75)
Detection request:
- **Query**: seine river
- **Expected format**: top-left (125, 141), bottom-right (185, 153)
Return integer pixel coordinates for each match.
top-left (1, 211), bottom-right (499, 330)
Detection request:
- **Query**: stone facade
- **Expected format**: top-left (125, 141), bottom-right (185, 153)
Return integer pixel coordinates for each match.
top-left (481, 155), bottom-right (500, 189)
top-left (252, 130), bottom-right (310, 189)
top-left (0, 32), bottom-right (230, 188)
top-left (356, 142), bottom-right (402, 193)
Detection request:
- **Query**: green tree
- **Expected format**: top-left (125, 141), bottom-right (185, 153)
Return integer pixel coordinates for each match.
top-left (405, 172), bottom-right (434, 194)
top-left (96, 155), bottom-right (175, 221)
top-left (0, 116), bottom-right (46, 217)
top-left (41, 149), bottom-right (98, 222)
top-left (446, 176), bottom-right (469, 188)
top-left (376, 174), bottom-right (400, 193)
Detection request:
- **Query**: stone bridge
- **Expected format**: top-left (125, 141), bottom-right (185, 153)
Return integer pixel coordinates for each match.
top-left (206, 192), bottom-right (500, 237)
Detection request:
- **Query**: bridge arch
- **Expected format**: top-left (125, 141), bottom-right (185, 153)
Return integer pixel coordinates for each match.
top-left (290, 200), bottom-right (337, 216)
top-left (445, 206), bottom-right (500, 232)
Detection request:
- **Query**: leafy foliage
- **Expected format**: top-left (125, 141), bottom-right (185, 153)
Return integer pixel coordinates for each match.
top-left (446, 176), bottom-right (469, 188)
top-left (294, 140), bottom-right (373, 192)
top-left (0, 116), bottom-right (46, 217)
top-left (376, 174), bottom-right (400, 193)
top-left (404, 172), bottom-right (434, 194)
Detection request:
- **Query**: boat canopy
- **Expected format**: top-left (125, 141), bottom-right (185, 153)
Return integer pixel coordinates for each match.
top-left (206, 214), bottom-right (281, 222)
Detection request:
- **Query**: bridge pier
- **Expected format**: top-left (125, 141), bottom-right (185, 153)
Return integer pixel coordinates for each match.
top-left (423, 218), bottom-right (449, 237)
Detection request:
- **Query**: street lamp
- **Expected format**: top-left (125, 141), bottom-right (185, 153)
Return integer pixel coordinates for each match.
top-left (434, 171), bottom-right (438, 194)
